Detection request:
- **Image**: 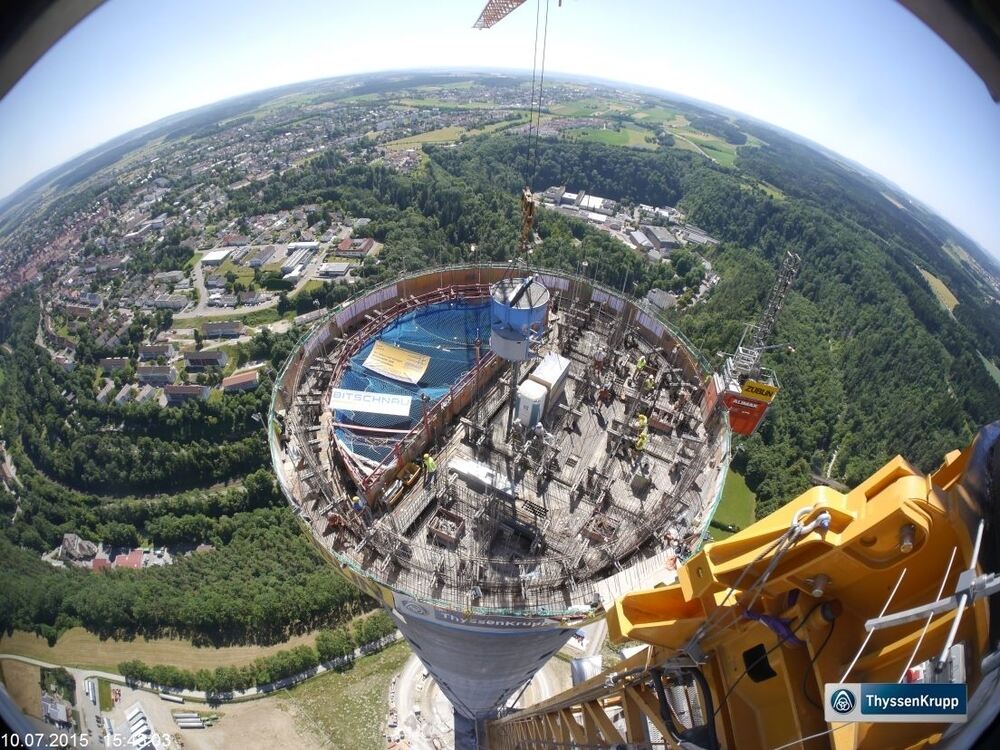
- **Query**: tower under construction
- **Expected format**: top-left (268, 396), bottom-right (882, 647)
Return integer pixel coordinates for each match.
top-left (268, 264), bottom-right (730, 745)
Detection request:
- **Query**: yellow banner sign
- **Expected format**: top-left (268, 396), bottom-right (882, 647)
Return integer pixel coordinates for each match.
top-left (741, 379), bottom-right (779, 403)
top-left (363, 340), bottom-right (430, 385)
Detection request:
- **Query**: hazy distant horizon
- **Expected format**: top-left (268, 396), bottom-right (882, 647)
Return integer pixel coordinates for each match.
top-left (1, 1), bottom-right (998, 260)
top-left (2, 66), bottom-right (996, 266)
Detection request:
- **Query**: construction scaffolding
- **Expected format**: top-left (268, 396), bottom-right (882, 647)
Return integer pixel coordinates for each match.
top-left (271, 266), bottom-right (729, 617)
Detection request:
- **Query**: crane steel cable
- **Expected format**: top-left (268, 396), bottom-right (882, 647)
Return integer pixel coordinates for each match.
top-left (525, 0), bottom-right (542, 182)
top-left (530, 0), bottom-right (551, 186)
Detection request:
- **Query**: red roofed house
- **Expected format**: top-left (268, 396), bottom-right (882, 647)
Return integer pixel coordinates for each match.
top-left (221, 370), bottom-right (259, 393)
top-left (91, 556), bottom-right (111, 572)
top-left (113, 548), bottom-right (143, 569)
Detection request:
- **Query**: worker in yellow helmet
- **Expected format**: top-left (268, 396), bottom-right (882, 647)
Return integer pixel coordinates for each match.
top-left (635, 430), bottom-right (649, 452)
top-left (423, 452), bottom-right (438, 485)
top-left (636, 414), bottom-right (649, 431)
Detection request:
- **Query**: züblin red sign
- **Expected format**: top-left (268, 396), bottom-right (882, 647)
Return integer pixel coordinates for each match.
top-left (722, 391), bottom-right (771, 436)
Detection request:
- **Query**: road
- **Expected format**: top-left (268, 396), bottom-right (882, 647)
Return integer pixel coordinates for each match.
top-left (0, 634), bottom-right (402, 707)
top-left (176, 247), bottom-right (336, 321)
top-left (672, 132), bottom-right (716, 163)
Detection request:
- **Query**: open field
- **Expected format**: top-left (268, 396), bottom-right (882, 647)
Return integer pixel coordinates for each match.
top-left (711, 470), bottom-right (757, 540)
top-left (689, 136), bottom-right (738, 167)
top-left (0, 628), bottom-right (322, 673)
top-left (98, 677), bottom-right (113, 711)
top-left (191, 693), bottom-right (314, 750)
top-left (0, 659), bottom-right (42, 718)
top-left (173, 307), bottom-right (285, 330)
top-left (215, 259), bottom-right (255, 285)
top-left (632, 105), bottom-right (681, 124)
top-left (280, 641), bottom-right (411, 750)
top-left (917, 267), bottom-right (959, 312)
top-left (386, 125), bottom-right (467, 150)
top-left (742, 179), bottom-right (786, 201)
top-left (291, 279), bottom-right (330, 298)
top-left (565, 125), bottom-right (657, 150)
top-left (549, 97), bottom-right (631, 118)
top-left (397, 97), bottom-right (499, 110)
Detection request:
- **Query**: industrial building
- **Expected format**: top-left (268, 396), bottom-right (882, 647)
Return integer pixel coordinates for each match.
top-left (201, 248), bottom-right (232, 265)
top-left (269, 265), bottom-right (729, 741)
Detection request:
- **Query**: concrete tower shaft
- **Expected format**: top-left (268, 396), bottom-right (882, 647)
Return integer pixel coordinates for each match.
top-left (269, 265), bottom-right (730, 741)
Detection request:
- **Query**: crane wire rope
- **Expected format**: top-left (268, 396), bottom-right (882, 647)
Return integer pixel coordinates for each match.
top-left (530, 0), bottom-right (551, 187)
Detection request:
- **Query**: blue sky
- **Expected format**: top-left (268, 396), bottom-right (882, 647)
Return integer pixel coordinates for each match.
top-left (1, 0), bottom-right (998, 258)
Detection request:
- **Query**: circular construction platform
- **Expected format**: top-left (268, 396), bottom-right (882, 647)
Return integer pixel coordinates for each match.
top-left (269, 264), bottom-right (730, 717)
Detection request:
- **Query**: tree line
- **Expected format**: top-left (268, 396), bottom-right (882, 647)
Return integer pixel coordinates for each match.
top-left (117, 611), bottom-right (396, 694)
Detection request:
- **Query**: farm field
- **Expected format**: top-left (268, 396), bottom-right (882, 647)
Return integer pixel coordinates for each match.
top-left (565, 124), bottom-right (657, 149)
top-left (385, 125), bottom-right (467, 150)
top-left (0, 627), bottom-right (321, 673)
top-left (0, 659), bottom-right (42, 718)
top-left (917, 267), bottom-right (959, 312)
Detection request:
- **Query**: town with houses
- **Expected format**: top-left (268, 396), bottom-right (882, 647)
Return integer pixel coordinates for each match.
top-left (0, 75), bottom-right (726, 422)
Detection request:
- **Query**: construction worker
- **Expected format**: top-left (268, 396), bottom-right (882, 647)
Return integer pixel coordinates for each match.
top-left (423, 452), bottom-right (438, 485)
top-left (594, 347), bottom-right (607, 372)
top-left (636, 414), bottom-right (649, 432)
top-left (643, 374), bottom-right (655, 392)
top-left (636, 355), bottom-right (647, 373)
top-left (635, 429), bottom-right (649, 452)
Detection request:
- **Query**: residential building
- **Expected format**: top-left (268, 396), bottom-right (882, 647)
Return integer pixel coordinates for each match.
top-left (53, 353), bottom-right (75, 371)
top-left (238, 290), bottom-right (265, 305)
top-left (113, 548), bottom-right (143, 569)
top-left (136, 365), bottom-right (177, 385)
top-left (165, 384), bottom-right (210, 404)
top-left (136, 384), bottom-right (158, 404)
top-left (154, 294), bottom-right (188, 310)
top-left (114, 384), bottom-right (134, 405)
top-left (646, 288), bottom-right (678, 312)
top-left (96, 380), bottom-right (116, 403)
top-left (139, 343), bottom-right (175, 361)
top-left (99, 357), bottom-right (130, 373)
top-left (208, 293), bottom-right (238, 308)
top-left (221, 370), bottom-right (260, 392)
top-left (184, 350), bottom-right (228, 370)
top-left (153, 270), bottom-right (185, 284)
top-left (337, 237), bottom-right (374, 257)
top-left (203, 321), bottom-right (243, 338)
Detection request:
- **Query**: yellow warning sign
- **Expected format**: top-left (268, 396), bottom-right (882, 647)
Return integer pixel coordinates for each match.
top-left (741, 379), bottom-right (779, 403)
top-left (363, 340), bottom-right (430, 385)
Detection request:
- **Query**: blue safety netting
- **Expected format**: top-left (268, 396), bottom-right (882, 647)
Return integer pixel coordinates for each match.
top-left (334, 300), bottom-right (492, 464)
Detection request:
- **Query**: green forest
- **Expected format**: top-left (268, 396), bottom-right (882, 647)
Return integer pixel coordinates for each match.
top-left (1, 116), bottom-right (998, 647)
